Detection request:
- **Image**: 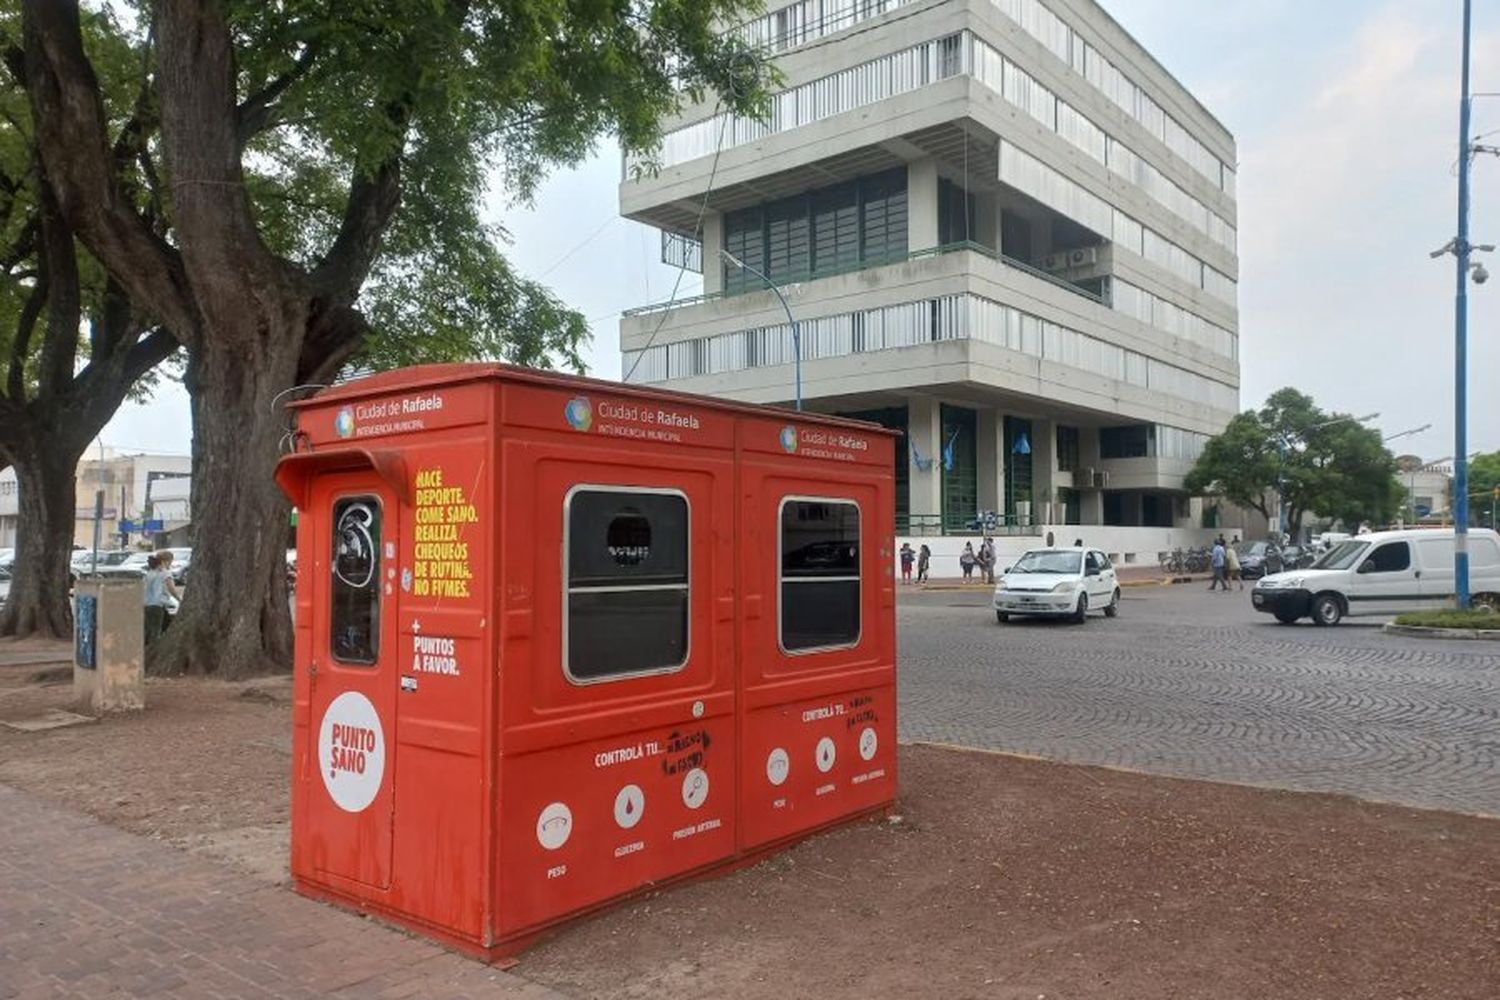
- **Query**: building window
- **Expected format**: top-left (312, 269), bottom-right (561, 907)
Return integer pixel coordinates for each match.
top-left (330, 496), bottom-right (382, 665)
top-left (1056, 425), bottom-right (1081, 472)
top-left (780, 499), bottom-right (861, 653)
top-left (565, 488), bottom-right (690, 682)
top-left (1004, 416), bottom-right (1033, 519)
top-left (940, 405), bottom-right (978, 531)
top-left (1100, 425), bottom-right (1154, 459)
top-left (724, 168), bottom-right (908, 292)
top-left (938, 177), bottom-right (976, 246)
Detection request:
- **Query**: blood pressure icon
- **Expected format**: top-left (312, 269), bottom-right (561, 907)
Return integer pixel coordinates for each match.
top-left (334, 502), bottom-right (378, 589)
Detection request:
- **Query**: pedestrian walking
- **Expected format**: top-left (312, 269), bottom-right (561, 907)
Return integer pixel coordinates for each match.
top-left (144, 551), bottom-right (181, 645)
top-left (1208, 537), bottom-right (1228, 591)
top-left (978, 537), bottom-right (997, 585)
top-left (960, 542), bottom-right (976, 581)
top-left (899, 542), bottom-right (915, 584)
top-left (1046, 531), bottom-right (1055, 547)
top-left (917, 544), bottom-right (931, 583)
top-left (1226, 536), bottom-right (1243, 590)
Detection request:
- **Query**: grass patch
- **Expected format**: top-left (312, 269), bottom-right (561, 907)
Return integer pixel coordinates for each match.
top-left (1393, 608), bottom-right (1500, 630)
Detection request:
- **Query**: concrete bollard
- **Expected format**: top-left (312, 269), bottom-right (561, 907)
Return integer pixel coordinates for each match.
top-left (73, 578), bottom-right (146, 713)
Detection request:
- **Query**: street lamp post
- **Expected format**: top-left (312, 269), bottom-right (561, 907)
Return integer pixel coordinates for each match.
top-left (720, 250), bottom-right (802, 411)
top-left (1276, 412), bottom-right (1379, 541)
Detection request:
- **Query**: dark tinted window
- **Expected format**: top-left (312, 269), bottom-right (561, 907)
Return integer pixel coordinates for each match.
top-left (1100, 424), bottom-right (1154, 459)
top-left (566, 489), bottom-right (689, 681)
top-left (330, 497), bottom-right (381, 664)
top-left (781, 500), bottom-right (860, 652)
top-left (1366, 542), bottom-right (1411, 573)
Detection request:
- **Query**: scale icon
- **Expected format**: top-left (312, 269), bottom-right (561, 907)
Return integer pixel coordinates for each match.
top-left (766, 748), bottom-right (790, 786)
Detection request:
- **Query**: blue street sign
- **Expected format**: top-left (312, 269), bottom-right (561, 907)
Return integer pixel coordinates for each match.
top-left (1415, 504), bottom-right (1433, 518)
top-left (117, 519), bottom-right (137, 533)
top-left (143, 519), bottom-right (164, 531)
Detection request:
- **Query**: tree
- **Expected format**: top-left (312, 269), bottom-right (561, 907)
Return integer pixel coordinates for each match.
top-left (1186, 388), bottom-right (1403, 539)
top-left (18, 0), bottom-right (769, 676)
top-left (0, 10), bottom-right (176, 639)
top-left (1466, 451), bottom-right (1500, 528)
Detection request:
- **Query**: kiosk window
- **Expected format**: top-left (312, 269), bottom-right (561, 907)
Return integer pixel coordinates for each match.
top-left (566, 489), bottom-right (689, 681)
top-left (331, 496), bottom-right (382, 664)
top-left (780, 499), bottom-right (861, 652)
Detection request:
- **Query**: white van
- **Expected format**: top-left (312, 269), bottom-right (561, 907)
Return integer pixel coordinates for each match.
top-left (1252, 528), bottom-right (1500, 625)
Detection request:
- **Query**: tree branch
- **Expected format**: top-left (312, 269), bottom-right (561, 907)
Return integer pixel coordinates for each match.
top-left (6, 269), bottom-right (46, 401)
top-left (20, 0), bottom-right (196, 340)
top-left (309, 154), bottom-right (402, 305)
top-left (236, 40), bottom-right (321, 150)
top-left (298, 302), bottom-right (370, 386)
top-left (34, 175), bottom-right (81, 399)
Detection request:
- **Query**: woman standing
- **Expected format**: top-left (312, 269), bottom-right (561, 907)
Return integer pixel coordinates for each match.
top-left (143, 551), bottom-right (182, 645)
top-left (917, 544), bottom-right (931, 583)
top-left (960, 542), bottom-right (977, 581)
top-left (899, 543), bottom-right (915, 584)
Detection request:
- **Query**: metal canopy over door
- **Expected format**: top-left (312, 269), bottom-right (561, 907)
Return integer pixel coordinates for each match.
top-left (305, 473), bottom-right (398, 888)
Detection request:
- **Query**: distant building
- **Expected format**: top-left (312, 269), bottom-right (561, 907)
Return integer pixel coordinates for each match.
top-left (0, 449), bottom-right (192, 551)
top-left (1394, 455), bottom-right (1453, 523)
top-left (619, 0), bottom-right (1238, 548)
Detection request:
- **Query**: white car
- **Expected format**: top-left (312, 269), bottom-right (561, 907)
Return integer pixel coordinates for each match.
top-left (992, 547), bottom-right (1121, 623)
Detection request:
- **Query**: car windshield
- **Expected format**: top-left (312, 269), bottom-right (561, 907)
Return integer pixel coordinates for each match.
top-left (1312, 540), bottom-right (1369, 571)
top-left (1237, 542), bottom-right (1269, 556)
top-left (1009, 551), bottom-right (1082, 575)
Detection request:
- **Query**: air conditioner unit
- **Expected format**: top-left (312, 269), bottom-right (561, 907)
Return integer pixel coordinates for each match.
top-left (1092, 470), bottom-right (1111, 489)
top-left (1068, 247), bottom-right (1098, 268)
top-left (1042, 253), bottom-right (1068, 271)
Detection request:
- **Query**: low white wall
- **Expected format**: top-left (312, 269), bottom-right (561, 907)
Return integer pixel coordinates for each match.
top-left (896, 524), bottom-right (1223, 577)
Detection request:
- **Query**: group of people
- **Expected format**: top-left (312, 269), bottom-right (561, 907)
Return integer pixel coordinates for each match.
top-left (898, 542), bottom-right (932, 583)
top-left (1207, 535), bottom-right (1243, 592)
top-left (898, 537), bottom-right (1000, 584)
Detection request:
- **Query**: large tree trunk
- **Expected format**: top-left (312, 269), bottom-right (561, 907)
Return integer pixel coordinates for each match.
top-left (148, 335), bottom-right (297, 678)
top-left (0, 437), bottom-right (86, 639)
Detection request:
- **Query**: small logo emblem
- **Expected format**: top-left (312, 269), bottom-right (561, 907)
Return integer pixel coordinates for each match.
top-left (334, 407), bottom-right (356, 439)
top-left (565, 397), bottom-right (593, 432)
top-left (779, 425), bottom-right (799, 453)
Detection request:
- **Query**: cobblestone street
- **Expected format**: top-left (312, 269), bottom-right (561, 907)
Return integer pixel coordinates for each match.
top-left (898, 585), bottom-right (1500, 815)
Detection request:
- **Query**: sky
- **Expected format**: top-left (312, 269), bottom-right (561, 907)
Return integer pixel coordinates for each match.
top-left (103, 0), bottom-right (1500, 465)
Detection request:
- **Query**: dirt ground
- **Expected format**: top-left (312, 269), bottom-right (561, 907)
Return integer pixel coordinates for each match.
top-left (2, 648), bottom-right (1497, 1000)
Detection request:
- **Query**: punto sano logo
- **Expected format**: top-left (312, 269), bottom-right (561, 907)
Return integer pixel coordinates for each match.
top-left (564, 396), bottom-right (593, 432)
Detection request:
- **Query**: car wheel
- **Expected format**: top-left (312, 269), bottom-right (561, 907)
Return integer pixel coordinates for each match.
top-left (1072, 592), bottom-right (1089, 624)
top-left (1311, 593), bottom-right (1343, 627)
top-left (1274, 611), bottom-right (1300, 625)
top-left (1103, 589), bottom-right (1120, 618)
top-left (996, 610), bottom-right (1009, 624)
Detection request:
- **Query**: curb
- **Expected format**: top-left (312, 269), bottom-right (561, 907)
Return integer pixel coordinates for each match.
top-left (1381, 622), bottom-right (1500, 641)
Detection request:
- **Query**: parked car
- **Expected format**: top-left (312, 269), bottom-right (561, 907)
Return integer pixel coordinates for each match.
top-left (72, 549), bottom-right (134, 575)
top-left (1236, 541), bottom-right (1283, 580)
top-left (992, 547), bottom-right (1120, 624)
top-left (0, 562), bottom-right (10, 606)
top-left (1279, 545), bottom-right (1316, 571)
top-left (1253, 528), bottom-right (1500, 626)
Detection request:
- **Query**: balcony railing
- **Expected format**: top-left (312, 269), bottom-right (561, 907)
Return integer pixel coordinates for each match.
top-left (897, 512), bottom-right (1046, 537)
top-left (621, 240), bottom-right (1110, 319)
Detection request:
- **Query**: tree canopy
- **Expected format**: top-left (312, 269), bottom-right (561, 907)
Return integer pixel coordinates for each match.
top-left (15, 0), bottom-right (772, 674)
top-left (1186, 388), bottom-right (1404, 538)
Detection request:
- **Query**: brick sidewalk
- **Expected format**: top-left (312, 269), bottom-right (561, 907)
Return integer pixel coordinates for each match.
top-left (0, 784), bottom-right (562, 999)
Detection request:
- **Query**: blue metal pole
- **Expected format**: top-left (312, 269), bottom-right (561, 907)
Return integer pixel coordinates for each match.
top-left (1455, 0), bottom-right (1474, 608)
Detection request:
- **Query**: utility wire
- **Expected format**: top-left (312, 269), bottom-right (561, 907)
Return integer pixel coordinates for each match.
top-left (535, 215), bottom-right (621, 279)
top-left (623, 100), bottom-right (731, 384)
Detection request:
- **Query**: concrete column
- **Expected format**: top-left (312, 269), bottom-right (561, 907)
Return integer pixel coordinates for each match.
top-left (1031, 418), bottom-right (1058, 525)
top-left (907, 159), bottom-right (940, 251)
top-left (974, 190), bottom-right (999, 252)
top-left (977, 409), bottom-right (1005, 514)
top-left (72, 578), bottom-right (145, 713)
top-left (907, 397), bottom-right (942, 528)
top-left (1080, 427), bottom-right (1104, 525)
top-left (700, 212), bottom-right (724, 295)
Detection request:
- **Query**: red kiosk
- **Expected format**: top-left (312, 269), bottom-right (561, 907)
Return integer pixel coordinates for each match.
top-left (274, 363), bottom-right (897, 957)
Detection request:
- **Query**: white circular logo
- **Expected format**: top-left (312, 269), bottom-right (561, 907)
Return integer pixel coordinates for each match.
top-left (816, 736), bottom-right (837, 773)
top-left (317, 691), bottom-right (386, 813)
top-left (682, 768), bottom-right (710, 810)
top-left (614, 785), bottom-right (646, 829)
top-left (766, 748), bottom-right (790, 787)
top-left (537, 802), bottom-right (573, 850)
top-left (859, 727), bottom-right (878, 762)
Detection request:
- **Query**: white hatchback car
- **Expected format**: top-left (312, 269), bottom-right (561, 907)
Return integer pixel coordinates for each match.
top-left (992, 547), bottom-right (1121, 623)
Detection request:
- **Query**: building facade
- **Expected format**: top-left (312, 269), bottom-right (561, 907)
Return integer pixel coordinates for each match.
top-left (0, 450), bottom-right (192, 551)
top-left (619, 0), bottom-right (1238, 545)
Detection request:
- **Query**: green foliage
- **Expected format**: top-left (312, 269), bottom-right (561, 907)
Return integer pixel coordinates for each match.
top-left (215, 0), bottom-right (772, 371)
top-left (1186, 388), bottom-right (1403, 535)
top-left (1468, 451), bottom-right (1500, 518)
top-left (1393, 608), bottom-right (1500, 631)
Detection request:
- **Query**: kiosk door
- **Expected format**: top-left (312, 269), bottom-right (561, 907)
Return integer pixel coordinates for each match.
top-left (305, 474), bottom-right (398, 888)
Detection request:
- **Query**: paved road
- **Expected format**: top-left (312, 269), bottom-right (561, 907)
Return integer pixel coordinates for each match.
top-left (897, 584), bottom-right (1500, 816)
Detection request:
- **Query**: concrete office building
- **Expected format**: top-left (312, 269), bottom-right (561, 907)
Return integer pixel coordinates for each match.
top-left (619, 0), bottom-right (1239, 558)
